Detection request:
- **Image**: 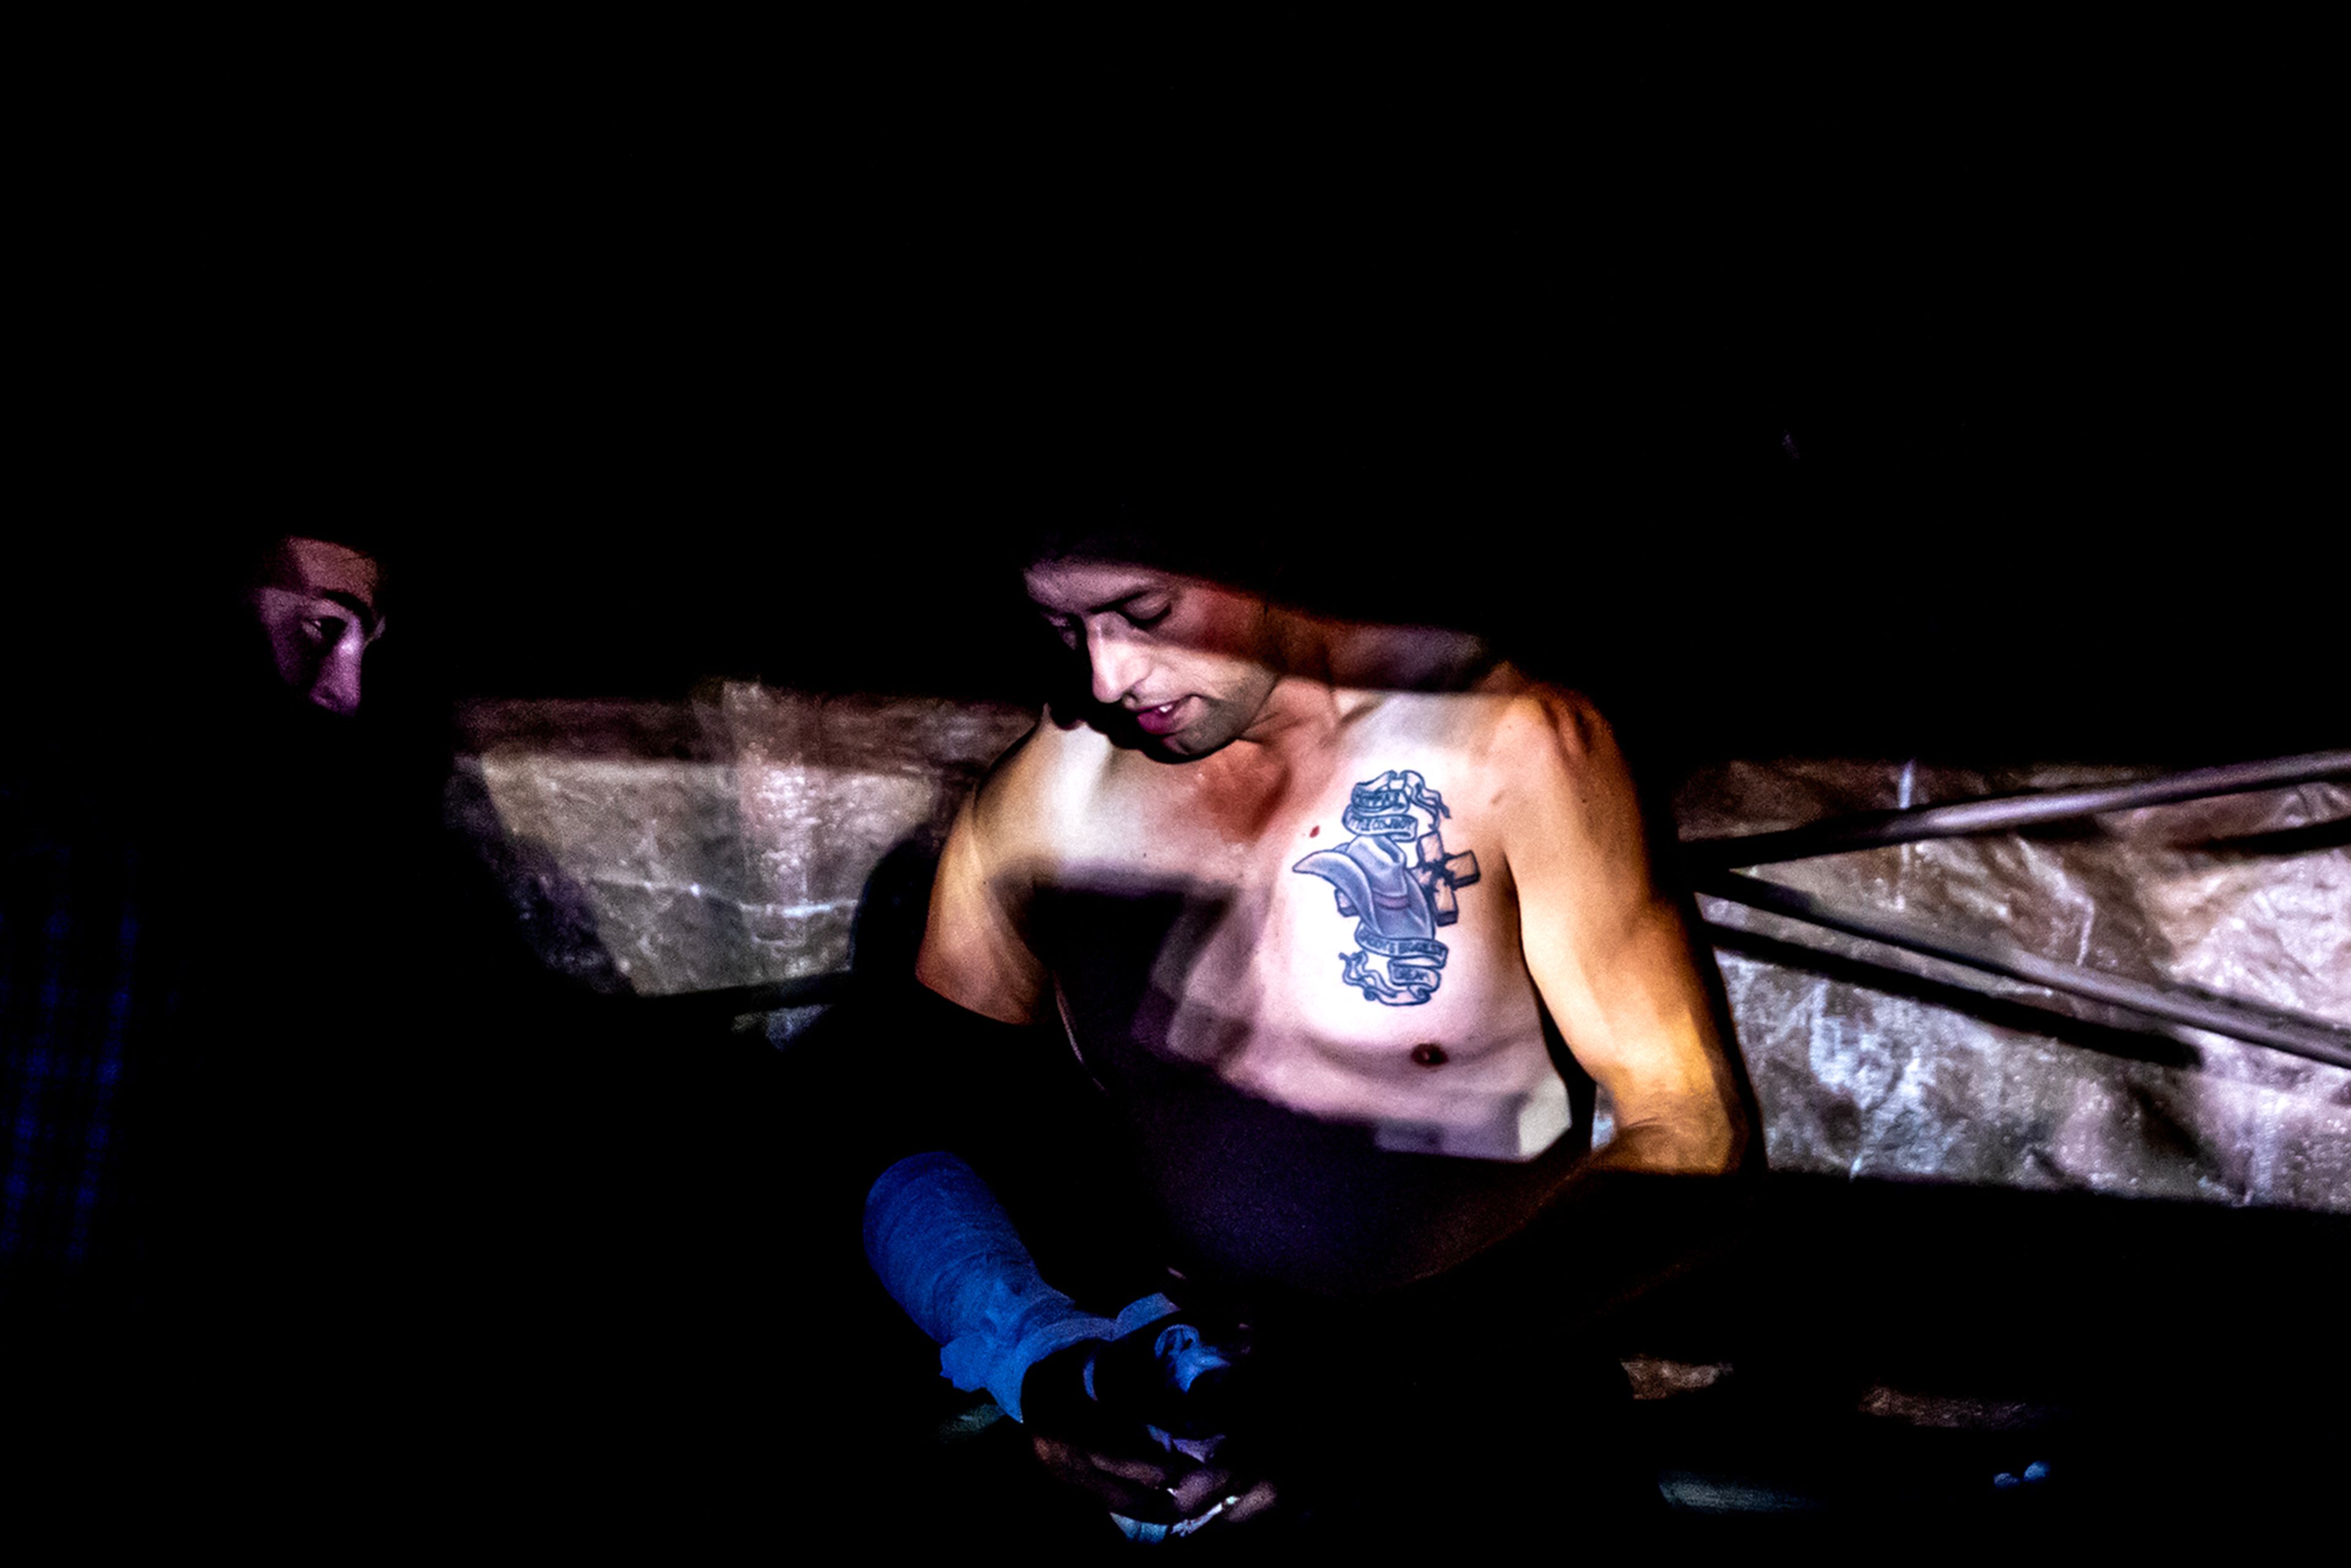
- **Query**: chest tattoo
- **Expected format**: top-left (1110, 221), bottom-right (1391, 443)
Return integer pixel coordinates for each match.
top-left (1291, 768), bottom-right (1482, 1005)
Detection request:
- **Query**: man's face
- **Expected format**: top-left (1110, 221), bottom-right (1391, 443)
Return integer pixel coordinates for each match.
top-left (247, 537), bottom-right (385, 716)
top-left (1024, 557), bottom-right (1284, 759)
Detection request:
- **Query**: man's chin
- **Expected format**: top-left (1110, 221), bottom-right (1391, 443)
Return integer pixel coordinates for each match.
top-left (1146, 722), bottom-right (1243, 760)
top-left (1105, 705), bottom-right (1230, 759)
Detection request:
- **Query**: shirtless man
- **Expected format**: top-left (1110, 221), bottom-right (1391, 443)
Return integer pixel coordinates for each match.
top-left (864, 523), bottom-right (1750, 1541)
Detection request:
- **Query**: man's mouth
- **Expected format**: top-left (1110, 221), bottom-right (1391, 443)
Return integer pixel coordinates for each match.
top-left (1131, 697), bottom-right (1191, 736)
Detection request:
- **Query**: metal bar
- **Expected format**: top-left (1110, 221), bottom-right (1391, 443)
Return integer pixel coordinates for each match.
top-left (631, 971), bottom-right (857, 1017)
top-left (1698, 917), bottom-right (2203, 1067)
top-left (1682, 750), bottom-right (2351, 868)
top-left (1697, 871), bottom-right (2351, 1068)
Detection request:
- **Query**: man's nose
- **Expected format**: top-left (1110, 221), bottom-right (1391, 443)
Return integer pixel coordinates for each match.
top-left (1086, 621), bottom-right (1148, 705)
top-left (311, 637), bottom-right (365, 715)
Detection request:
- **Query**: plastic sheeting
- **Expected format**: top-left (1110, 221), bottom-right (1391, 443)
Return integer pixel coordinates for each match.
top-left (1676, 760), bottom-right (2350, 1210)
top-left (453, 690), bottom-right (1032, 997)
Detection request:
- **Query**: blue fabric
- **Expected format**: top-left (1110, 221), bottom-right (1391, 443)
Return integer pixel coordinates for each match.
top-left (1, 795), bottom-right (162, 1300)
top-left (865, 1151), bottom-right (1161, 1421)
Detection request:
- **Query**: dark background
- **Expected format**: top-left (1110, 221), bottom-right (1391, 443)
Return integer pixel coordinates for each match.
top-left (15, 35), bottom-right (2338, 766)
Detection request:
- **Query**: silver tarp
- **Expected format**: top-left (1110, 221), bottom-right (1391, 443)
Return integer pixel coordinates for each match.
top-left (1674, 759), bottom-right (2349, 1210)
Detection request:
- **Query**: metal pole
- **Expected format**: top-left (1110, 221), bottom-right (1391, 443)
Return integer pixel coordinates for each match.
top-left (633, 971), bottom-right (857, 1018)
top-left (1683, 750), bottom-right (2351, 869)
top-left (1697, 871), bottom-right (2351, 1069)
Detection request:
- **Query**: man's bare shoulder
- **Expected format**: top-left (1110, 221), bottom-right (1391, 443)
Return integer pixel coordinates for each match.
top-left (1362, 663), bottom-right (1611, 772)
top-left (966, 703), bottom-right (1118, 852)
top-left (1373, 669), bottom-right (1632, 850)
top-left (1469, 670), bottom-right (1613, 767)
top-left (1443, 673), bottom-right (1655, 885)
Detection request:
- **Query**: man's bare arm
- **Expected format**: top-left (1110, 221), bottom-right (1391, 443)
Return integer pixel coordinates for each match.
top-left (914, 733), bottom-right (1054, 1026)
top-left (1494, 689), bottom-right (1748, 1177)
top-left (888, 724), bottom-right (1251, 1525)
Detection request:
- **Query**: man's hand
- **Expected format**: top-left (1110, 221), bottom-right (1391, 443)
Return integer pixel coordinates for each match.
top-left (1021, 1314), bottom-right (1284, 1536)
top-left (1021, 1339), bottom-right (1240, 1525)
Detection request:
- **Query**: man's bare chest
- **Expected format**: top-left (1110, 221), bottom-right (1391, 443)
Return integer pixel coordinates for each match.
top-left (1031, 743), bottom-right (1570, 1159)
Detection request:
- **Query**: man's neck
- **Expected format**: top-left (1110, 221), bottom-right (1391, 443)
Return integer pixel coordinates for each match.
top-left (1234, 675), bottom-right (1352, 757)
top-left (1229, 616), bottom-right (1357, 756)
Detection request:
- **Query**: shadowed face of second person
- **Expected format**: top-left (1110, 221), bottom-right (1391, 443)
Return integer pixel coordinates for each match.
top-left (247, 537), bottom-right (385, 716)
top-left (1023, 557), bottom-right (1286, 759)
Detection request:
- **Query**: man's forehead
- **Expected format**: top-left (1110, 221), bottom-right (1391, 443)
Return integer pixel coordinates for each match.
top-left (266, 536), bottom-right (382, 609)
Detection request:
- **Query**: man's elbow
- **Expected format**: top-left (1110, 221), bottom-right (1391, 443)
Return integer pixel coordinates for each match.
top-left (1659, 1124), bottom-right (1742, 1177)
top-left (1621, 1095), bottom-right (1748, 1177)
top-left (1688, 1111), bottom-right (1747, 1176)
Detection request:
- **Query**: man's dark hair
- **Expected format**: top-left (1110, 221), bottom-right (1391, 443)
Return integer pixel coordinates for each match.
top-left (1003, 456), bottom-right (1314, 599)
top-left (234, 528), bottom-right (397, 576)
top-left (1015, 507), bottom-right (1273, 593)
